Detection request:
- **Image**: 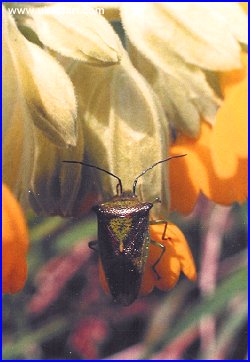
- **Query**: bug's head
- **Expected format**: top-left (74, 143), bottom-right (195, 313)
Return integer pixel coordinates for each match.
top-left (62, 154), bottom-right (187, 197)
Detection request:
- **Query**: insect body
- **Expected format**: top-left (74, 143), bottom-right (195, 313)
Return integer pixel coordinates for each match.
top-left (63, 154), bottom-right (186, 306)
top-left (94, 192), bottom-right (152, 305)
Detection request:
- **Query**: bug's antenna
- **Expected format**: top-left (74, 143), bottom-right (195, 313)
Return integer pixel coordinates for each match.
top-left (132, 154), bottom-right (187, 194)
top-left (63, 161), bottom-right (123, 195)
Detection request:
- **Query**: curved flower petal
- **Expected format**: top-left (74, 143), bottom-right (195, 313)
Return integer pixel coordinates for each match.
top-left (3, 7), bottom-right (77, 147)
top-left (121, 2), bottom-right (246, 71)
top-left (30, 3), bottom-right (122, 65)
top-left (169, 121), bottom-right (247, 215)
top-left (2, 17), bottom-right (19, 136)
top-left (69, 55), bottom-right (170, 217)
top-left (212, 53), bottom-right (248, 166)
top-left (2, 102), bottom-right (29, 199)
top-left (162, 2), bottom-right (248, 65)
top-left (164, 224), bottom-right (197, 281)
top-left (3, 7), bottom-right (89, 213)
top-left (122, 4), bottom-right (223, 136)
top-left (150, 241), bottom-right (182, 291)
top-left (208, 2), bottom-right (248, 44)
top-left (127, 43), bottom-right (201, 137)
top-left (2, 184), bottom-right (29, 293)
top-left (145, 223), bottom-right (197, 292)
top-left (28, 125), bottom-right (90, 217)
top-left (169, 53), bottom-right (248, 214)
top-left (169, 124), bottom-right (212, 215)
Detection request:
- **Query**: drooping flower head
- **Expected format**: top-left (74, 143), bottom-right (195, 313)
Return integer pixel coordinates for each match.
top-left (2, 2), bottom-right (248, 298)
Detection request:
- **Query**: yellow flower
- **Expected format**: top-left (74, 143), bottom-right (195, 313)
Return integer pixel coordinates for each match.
top-left (9, 2), bottom-right (170, 216)
top-left (119, 2), bottom-right (248, 214)
top-left (121, 2), bottom-right (247, 137)
top-left (2, 3), bottom-right (122, 216)
top-left (2, 184), bottom-right (29, 293)
top-left (2, 5), bottom-right (80, 214)
top-left (67, 55), bottom-right (170, 216)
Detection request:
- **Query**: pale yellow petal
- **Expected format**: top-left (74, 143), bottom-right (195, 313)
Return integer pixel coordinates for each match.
top-left (121, 2), bottom-right (247, 71)
top-left (201, 2), bottom-right (248, 44)
top-left (3, 103), bottom-right (26, 197)
top-left (2, 101), bottom-right (35, 208)
top-left (128, 44), bottom-right (200, 137)
top-left (127, 41), bottom-right (219, 135)
top-left (29, 124), bottom-right (85, 216)
top-left (155, 2), bottom-right (242, 70)
top-left (21, 41), bottom-right (78, 147)
top-left (70, 55), bottom-right (170, 216)
top-left (2, 11), bottom-right (19, 135)
top-left (31, 3), bottom-right (122, 65)
top-left (3, 7), bottom-right (77, 147)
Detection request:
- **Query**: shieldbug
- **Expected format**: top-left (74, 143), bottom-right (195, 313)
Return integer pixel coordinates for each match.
top-left (63, 154), bottom-right (186, 306)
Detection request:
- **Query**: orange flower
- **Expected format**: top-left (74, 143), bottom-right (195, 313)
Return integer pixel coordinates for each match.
top-left (99, 223), bottom-right (196, 300)
top-left (169, 53), bottom-right (248, 215)
top-left (2, 184), bottom-right (29, 293)
top-left (140, 223), bottom-right (196, 296)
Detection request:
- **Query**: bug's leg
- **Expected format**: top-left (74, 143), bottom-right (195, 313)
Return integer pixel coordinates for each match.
top-left (149, 220), bottom-right (168, 240)
top-left (150, 239), bottom-right (166, 280)
top-left (149, 220), bottom-right (169, 279)
top-left (88, 240), bottom-right (99, 252)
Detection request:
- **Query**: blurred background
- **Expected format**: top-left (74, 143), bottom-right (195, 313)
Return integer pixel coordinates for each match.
top-left (3, 196), bottom-right (247, 360)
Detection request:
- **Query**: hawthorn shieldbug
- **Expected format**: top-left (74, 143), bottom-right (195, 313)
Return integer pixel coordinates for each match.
top-left (63, 154), bottom-right (186, 306)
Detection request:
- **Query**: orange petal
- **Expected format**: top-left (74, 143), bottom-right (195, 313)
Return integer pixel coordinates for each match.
top-left (2, 184), bottom-right (29, 293)
top-left (169, 123), bottom-right (212, 214)
top-left (149, 227), bottom-right (181, 290)
top-left (169, 51), bottom-right (247, 214)
top-left (149, 223), bottom-right (196, 291)
top-left (219, 53), bottom-right (247, 93)
top-left (170, 115), bottom-right (248, 213)
top-left (155, 246), bottom-right (181, 291)
top-left (213, 53), bottom-right (248, 169)
top-left (166, 224), bottom-right (197, 281)
top-left (169, 147), bottom-right (200, 214)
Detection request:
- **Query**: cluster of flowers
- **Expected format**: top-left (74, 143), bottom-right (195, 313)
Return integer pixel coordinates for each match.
top-left (2, 2), bottom-right (248, 297)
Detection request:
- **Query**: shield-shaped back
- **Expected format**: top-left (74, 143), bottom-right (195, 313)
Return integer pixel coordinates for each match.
top-left (94, 196), bottom-right (153, 306)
